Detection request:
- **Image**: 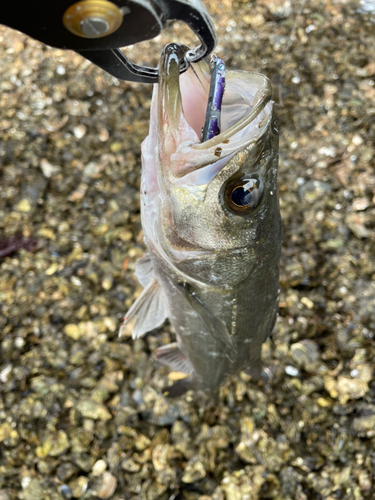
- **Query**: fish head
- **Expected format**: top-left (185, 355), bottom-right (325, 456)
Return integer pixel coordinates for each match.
top-left (141, 44), bottom-right (281, 288)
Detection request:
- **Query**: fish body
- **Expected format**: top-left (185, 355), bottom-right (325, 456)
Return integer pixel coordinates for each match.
top-left (122, 44), bottom-right (282, 396)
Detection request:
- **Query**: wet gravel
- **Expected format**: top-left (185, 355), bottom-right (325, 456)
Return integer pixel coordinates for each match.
top-left (0, 0), bottom-right (374, 498)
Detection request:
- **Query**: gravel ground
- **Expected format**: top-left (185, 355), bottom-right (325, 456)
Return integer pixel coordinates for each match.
top-left (0, 1), bottom-right (375, 499)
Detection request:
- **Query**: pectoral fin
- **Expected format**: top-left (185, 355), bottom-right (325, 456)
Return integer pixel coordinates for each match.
top-left (134, 253), bottom-right (154, 287)
top-left (121, 278), bottom-right (167, 339)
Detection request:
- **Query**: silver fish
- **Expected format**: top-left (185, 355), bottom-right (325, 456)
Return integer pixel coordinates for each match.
top-left (121, 43), bottom-right (282, 397)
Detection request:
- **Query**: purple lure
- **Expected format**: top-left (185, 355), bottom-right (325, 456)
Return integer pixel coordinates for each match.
top-left (201, 55), bottom-right (225, 142)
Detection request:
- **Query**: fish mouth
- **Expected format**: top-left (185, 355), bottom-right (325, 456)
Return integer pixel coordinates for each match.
top-left (157, 43), bottom-right (273, 183)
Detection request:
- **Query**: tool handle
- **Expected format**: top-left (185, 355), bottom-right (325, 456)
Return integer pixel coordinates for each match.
top-left (1, 0), bottom-right (216, 83)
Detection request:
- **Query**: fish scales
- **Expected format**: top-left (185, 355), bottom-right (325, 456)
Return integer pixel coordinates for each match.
top-left (122, 43), bottom-right (282, 396)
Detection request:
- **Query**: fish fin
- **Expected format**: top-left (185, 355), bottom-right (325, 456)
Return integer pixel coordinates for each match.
top-left (178, 283), bottom-right (235, 357)
top-left (134, 253), bottom-right (154, 287)
top-left (162, 377), bottom-right (196, 398)
top-left (155, 343), bottom-right (193, 374)
top-left (121, 278), bottom-right (167, 339)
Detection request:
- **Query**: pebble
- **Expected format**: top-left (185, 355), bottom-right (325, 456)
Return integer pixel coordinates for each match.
top-left (40, 159), bottom-right (61, 178)
top-left (35, 430), bottom-right (69, 457)
top-left (14, 337), bottom-right (25, 348)
top-left (0, 365), bottom-right (12, 383)
top-left (19, 479), bottom-right (44, 500)
top-left (182, 457), bottom-right (206, 483)
top-left (69, 476), bottom-right (88, 498)
top-left (60, 485), bottom-right (73, 500)
top-left (351, 197), bottom-right (370, 211)
top-left (300, 296), bottom-right (314, 309)
top-left (16, 199), bottom-right (31, 213)
top-left (121, 457), bottom-right (141, 472)
top-left (76, 399), bottom-right (112, 420)
top-left (110, 142), bottom-right (122, 153)
top-left (285, 365), bottom-right (299, 377)
top-left (0, 423), bottom-right (12, 443)
top-left (97, 472), bottom-right (117, 499)
top-left (56, 64), bottom-right (66, 75)
top-left (45, 263), bottom-right (59, 276)
top-left (99, 128), bottom-right (109, 142)
top-left (324, 375), bottom-right (369, 404)
top-left (73, 125), bottom-right (87, 139)
top-left (352, 405), bottom-right (375, 435)
top-left (64, 323), bottom-right (84, 341)
top-left (290, 340), bottom-right (319, 372)
top-left (346, 213), bottom-right (371, 238)
top-left (91, 459), bottom-right (107, 476)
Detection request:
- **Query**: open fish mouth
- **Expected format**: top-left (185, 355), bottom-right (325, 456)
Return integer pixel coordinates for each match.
top-left (156, 43), bottom-right (274, 183)
top-left (140, 43), bottom-right (278, 278)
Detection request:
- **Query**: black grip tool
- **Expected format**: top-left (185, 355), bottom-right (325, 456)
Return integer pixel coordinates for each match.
top-left (1, 0), bottom-right (216, 83)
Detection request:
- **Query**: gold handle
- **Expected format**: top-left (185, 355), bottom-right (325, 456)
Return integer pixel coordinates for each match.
top-left (63, 0), bottom-right (123, 39)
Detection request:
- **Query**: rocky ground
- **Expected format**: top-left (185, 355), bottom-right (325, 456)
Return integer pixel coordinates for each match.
top-left (0, 0), bottom-right (374, 499)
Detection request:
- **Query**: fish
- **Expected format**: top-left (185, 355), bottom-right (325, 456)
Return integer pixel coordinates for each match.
top-left (121, 43), bottom-right (282, 397)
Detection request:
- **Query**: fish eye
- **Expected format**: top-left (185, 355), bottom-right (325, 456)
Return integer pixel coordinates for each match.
top-left (223, 175), bottom-right (263, 214)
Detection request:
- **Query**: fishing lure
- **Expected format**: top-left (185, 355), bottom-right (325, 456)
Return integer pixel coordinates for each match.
top-left (201, 55), bottom-right (225, 142)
